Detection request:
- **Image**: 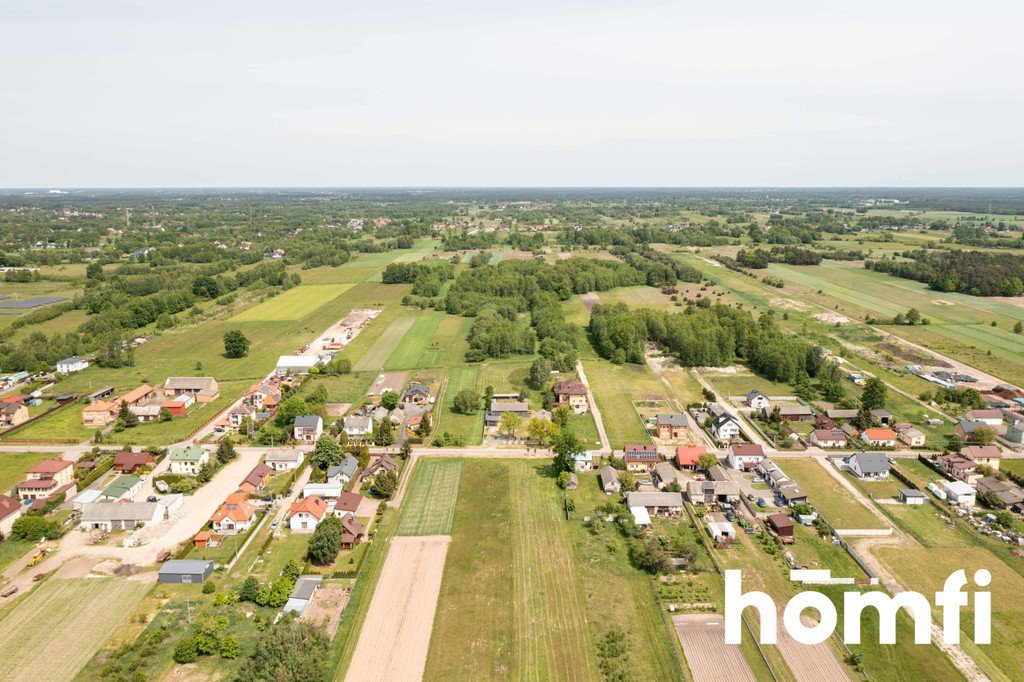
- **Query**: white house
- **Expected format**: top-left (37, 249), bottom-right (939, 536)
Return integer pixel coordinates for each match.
top-left (944, 480), bottom-right (976, 507)
top-left (326, 456), bottom-right (359, 486)
top-left (293, 415), bottom-right (323, 443)
top-left (343, 415), bottom-right (372, 438)
top-left (745, 390), bottom-right (770, 411)
top-left (168, 446), bottom-right (210, 476)
top-left (843, 452), bottom-right (891, 481)
top-left (711, 415), bottom-right (741, 442)
top-left (265, 448), bottom-right (304, 471)
top-left (302, 482), bottom-right (342, 500)
top-left (810, 429), bottom-right (848, 448)
top-left (726, 443), bottom-right (764, 470)
top-left (289, 495), bottom-right (328, 531)
top-left (574, 452), bottom-right (595, 472)
top-left (56, 356), bottom-right (89, 374)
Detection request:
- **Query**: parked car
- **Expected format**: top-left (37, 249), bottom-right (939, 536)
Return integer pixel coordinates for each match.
top-left (147, 496), bottom-right (158, 503)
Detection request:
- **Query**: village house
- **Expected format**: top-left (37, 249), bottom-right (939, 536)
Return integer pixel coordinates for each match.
top-left (343, 415), bottom-right (373, 438)
top-left (265, 448), bottom-right (304, 471)
top-left (674, 445), bottom-right (704, 471)
top-left (163, 376), bottom-right (220, 402)
top-left (810, 428), bottom-right (848, 448)
top-left (129, 405), bottom-right (162, 422)
top-left (976, 477), bottom-right (1024, 508)
top-left (337, 515), bottom-right (366, 550)
top-left (333, 491), bottom-right (364, 518)
top-left (962, 445), bottom-right (1003, 469)
top-left (227, 405), bottom-right (257, 428)
top-left (625, 491), bottom-right (684, 517)
top-left (652, 461), bottom-right (678, 490)
top-left (27, 458), bottom-right (74, 487)
top-left (113, 451), bottom-right (154, 474)
top-left (0, 494), bottom-right (24, 537)
top-left (99, 474), bottom-right (143, 502)
top-left (622, 444), bottom-right (659, 471)
top-left (82, 399), bottom-right (118, 427)
top-left (364, 454), bottom-right (399, 481)
top-left (745, 390), bottom-right (770, 411)
top-left (245, 383), bottom-right (281, 410)
top-left (936, 453), bottom-right (981, 484)
top-left (169, 445), bottom-right (210, 476)
top-left (401, 383), bottom-right (431, 405)
top-left (0, 402), bottom-right (29, 428)
top-left (655, 413), bottom-right (689, 440)
top-left (16, 477), bottom-right (61, 501)
top-left (599, 466), bottom-right (621, 494)
top-left (289, 495), bottom-right (329, 531)
top-left (685, 479), bottom-right (741, 506)
top-left (843, 452), bottom-right (891, 480)
top-left (726, 443), bottom-right (764, 470)
top-left (327, 455), bottom-right (359, 486)
top-left (553, 380), bottom-right (590, 413)
top-left (293, 415), bottom-right (323, 443)
top-left (56, 356), bottom-right (89, 374)
top-left (895, 424), bottom-right (926, 448)
top-left (860, 428), bottom-right (898, 447)
top-left (239, 463), bottom-right (272, 493)
top-left (965, 409), bottom-right (1005, 426)
top-left (211, 492), bottom-right (258, 534)
top-left (574, 452), bottom-right (595, 472)
top-left (956, 418), bottom-right (1004, 442)
top-left (711, 414), bottom-right (741, 442)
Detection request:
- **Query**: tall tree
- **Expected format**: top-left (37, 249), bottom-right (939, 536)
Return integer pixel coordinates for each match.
top-left (861, 377), bottom-right (887, 411)
top-left (223, 330), bottom-right (251, 358)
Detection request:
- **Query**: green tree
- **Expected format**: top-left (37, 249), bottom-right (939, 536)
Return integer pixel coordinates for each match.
top-left (380, 391), bottom-right (400, 410)
top-left (527, 357), bottom-right (552, 390)
top-left (373, 418), bottom-right (395, 446)
top-left (216, 439), bottom-right (237, 464)
top-left (10, 516), bottom-right (61, 541)
top-left (173, 637), bottom-right (198, 664)
top-left (453, 389), bottom-right (480, 415)
top-left (1015, 321), bottom-right (1023, 334)
top-left (618, 469), bottom-right (637, 492)
top-left (219, 634), bottom-right (241, 659)
top-left (275, 396), bottom-right (311, 427)
top-left (223, 330), bottom-right (250, 358)
top-left (551, 405), bottom-right (572, 428)
top-left (552, 430), bottom-right (584, 472)
top-left (499, 411), bottom-right (523, 438)
top-left (373, 470), bottom-right (398, 498)
top-left (236, 617), bottom-right (331, 682)
top-left (860, 377), bottom-right (887, 411)
top-left (311, 435), bottom-right (343, 469)
top-left (307, 516), bottom-right (342, 565)
top-left (239, 577), bottom-right (261, 603)
top-left (527, 418), bottom-right (558, 447)
top-left (698, 453), bottom-right (718, 471)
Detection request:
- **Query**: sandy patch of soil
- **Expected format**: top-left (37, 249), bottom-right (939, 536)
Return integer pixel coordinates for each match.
top-left (814, 311), bottom-right (852, 325)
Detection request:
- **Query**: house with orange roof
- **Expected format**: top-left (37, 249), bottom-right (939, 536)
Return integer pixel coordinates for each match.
top-left (82, 399), bottom-right (118, 427)
top-left (210, 492), bottom-right (258, 534)
top-left (117, 384), bottom-right (153, 406)
top-left (860, 428), bottom-right (898, 447)
top-left (289, 495), bottom-right (328, 532)
top-left (27, 458), bottom-right (74, 487)
top-left (674, 445), bottom-right (705, 471)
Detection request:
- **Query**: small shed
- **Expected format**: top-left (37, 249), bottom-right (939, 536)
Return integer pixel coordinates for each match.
top-left (158, 559), bottom-right (214, 584)
top-left (766, 513), bottom-right (795, 537)
top-left (898, 489), bottom-right (926, 505)
top-left (567, 472), bottom-right (578, 490)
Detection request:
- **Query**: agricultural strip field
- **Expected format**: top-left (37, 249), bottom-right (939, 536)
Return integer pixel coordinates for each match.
top-left (581, 359), bottom-right (664, 449)
top-left (352, 316), bottom-right (415, 371)
top-left (344, 535), bottom-right (452, 682)
top-left (0, 577), bottom-right (150, 682)
top-left (396, 459), bottom-right (463, 536)
top-left (673, 614), bottom-right (756, 682)
top-left (780, 459), bottom-right (887, 531)
top-left (228, 283), bottom-right (354, 321)
top-left (426, 461), bottom-right (680, 681)
top-left (383, 314), bottom-right (444, 370)
top-left (435, 365), bottom-right (483, 445)
top-left (873, 545), bottom-right (1024, 681)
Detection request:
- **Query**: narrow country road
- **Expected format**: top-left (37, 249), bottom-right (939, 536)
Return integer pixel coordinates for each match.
top-left (575, 360), bottom-right (611, 453)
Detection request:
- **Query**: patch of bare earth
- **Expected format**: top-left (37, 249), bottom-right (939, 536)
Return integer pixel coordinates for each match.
top-left (673, 614), bottom-right (755, 682)
top-left (814, 311), bottom-right (852, 325)
top-left (344, 536), bottom-right (451, 682)
top-left (580, 291), bottom-right (600, 312)
top-left (301, 585), bottom-right (349, 637)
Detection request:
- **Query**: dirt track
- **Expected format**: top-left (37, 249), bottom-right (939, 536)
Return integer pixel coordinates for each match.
top-left (673, 613), bottom-right (756, 682)
top-left (345, 535), bottom-right (451, 682)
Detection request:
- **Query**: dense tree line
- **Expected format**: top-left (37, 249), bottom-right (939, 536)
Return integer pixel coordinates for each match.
top-left (866, 250), bottom-right (1024, 296)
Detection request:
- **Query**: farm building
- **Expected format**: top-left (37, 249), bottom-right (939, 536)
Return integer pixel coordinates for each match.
top-left (685, 480), bottom-right (741, 506)
top-left (158, 559), bottom-right (214, 584)
top-left (895, 425), bottom-right (926, 447)
top-left (870, 409), bottom-right (894, 425)
top-left (81, 502), bottom-right (164, 531)
top-left (284, 575), bottom-right (323, 616)
top-left (943, 480), bottom-right (977, 507)
top-left (705, 514), bottom-right (737, 544)
top-left (652, 461), bottom-right (677, 490)
top-left (117, 384), bottom-right (153, 406)
top-left (768, 405), bottom-right (814, 422)
top-left (303, 482), bottom-right (342, 500)
top-left (624, 491), bottom-right (684, 517)
top-left (163, 376), bottom-right (220, 402)
top-left (276, 355), bottom-right (320, 375)
top-left (898, 489), bottom-right (926, 505)
top-left (726, 443), bottom-right (763, 470)
top-left (766, 513), bottom-right (795, 537)
top-left (113, 451), bottom-right (154, 474)
top-left (777, 483), bottom-right (808, 506)
top-left (599, 466), bottom-right (621, 494)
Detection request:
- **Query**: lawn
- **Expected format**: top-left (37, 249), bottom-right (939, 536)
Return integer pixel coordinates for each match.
top-left (2, 402), bottom-right (95, 443)
top-left (383, 314), bottom-right (444, 370)
top-left (873, 545), bottom-right (1024, 681)
top-left (425, 460), bottom-right (681, 681)
top-left (0, 539), bottom-right (34, 574)
top-left (0, 577), bottom-right (150, 682)
top-left (781, 459), bottom-right (888, 530)
top-left (704, 372), bottom-right (797, 399)
top-left (396, 458), bottom-right (463, 536)
top-left (581, 359), bottom-right (664, 449)
top-left (352, 316), bottom-right (415, 372)
top-left (0, 451), bottom-right (52, 493)
top-left (228, 283), bottom-right (354, 322)
top-left (435, 365), bottom-right (483, 445)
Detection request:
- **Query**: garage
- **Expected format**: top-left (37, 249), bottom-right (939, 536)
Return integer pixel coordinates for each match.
top-left (158, 559), bottom-right (214, 584)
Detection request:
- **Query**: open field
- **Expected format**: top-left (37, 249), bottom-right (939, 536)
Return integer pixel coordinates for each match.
top-left (396, 459), bottom-right (462, 536)
top-left (228, 283), bottom-right (354, 321)
top-left (435, 365), bottom-right (483, 445)
top-left (581, 359), bottom-right (664, 448)
top-left (704, 372), bottom-right (796, 399)
top-left (426, 461), bottom-right (680, 681)
top-left (353, 316), bottom-right (415, 371)
top-left (0, 577), bottom-right (150, 682)
top-left (345, 535), bottom-right (451, 682)
top-left (383, 314), bottom-right (444, 370)
top-left (873, 545), bottom-right (1024, 681)
top-left (781, 459), bottom-right (887, 530)
top-left (673, 614), bottom-right (756, 682)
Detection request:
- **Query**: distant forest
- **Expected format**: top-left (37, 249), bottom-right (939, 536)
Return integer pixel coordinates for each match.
top-left (866, 250), bottom-right (1024, 296)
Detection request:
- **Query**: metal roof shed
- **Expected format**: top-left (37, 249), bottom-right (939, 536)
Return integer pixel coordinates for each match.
top-left (158, 559), bottom-right (214, 584)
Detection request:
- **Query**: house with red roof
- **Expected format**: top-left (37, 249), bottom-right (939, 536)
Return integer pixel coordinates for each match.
top-left (211, 492), bottom-right (258, 534)
top-left (27, 458), bottom-right (74, 487)
top-left (289, 495), bottom-right (329, 532)
top-left (0, 493), bottom-right (24, 536)
top-left (674, 445), bottom-right (705, 471)
top-left (860, 428), bottom-right (898, 447)
top-left (113, 451), bottom-right (155, 474)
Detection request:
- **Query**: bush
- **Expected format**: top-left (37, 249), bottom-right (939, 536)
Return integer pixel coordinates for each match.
top-left (453, 389), bottom-right (480, 415)
top-left (173, 637), bottom-right (198, 664)
top-left (10, 516), bottom-right (61, 541)
top-left (202, 580), bottom-right (217, 594)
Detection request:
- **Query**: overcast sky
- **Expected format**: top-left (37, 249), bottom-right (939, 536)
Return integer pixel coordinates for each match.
top-left (1, 1), bottom-right (1021, 187)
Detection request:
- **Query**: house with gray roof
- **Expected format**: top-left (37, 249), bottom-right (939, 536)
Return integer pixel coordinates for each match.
top-left (327, 455), bottom-right (359, 485)
top-left (599, 466), bottom-right (621, 494)
top-left (624, 491), bottom-right (684, 517)
top-left (843, 452), bottom-right (891, 480)
top-left (651, 461), bottom-right (677, 490)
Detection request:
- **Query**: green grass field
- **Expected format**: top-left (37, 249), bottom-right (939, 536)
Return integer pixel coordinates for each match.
top-left (581, 359), bottom-right (663, 448)
top-left (228, 283), bottom-right (354, 321)
top-left (396, 458), bottom-right (462, 535)
top-left (353, 316), bottom-right (415, 371)
top-left (781, 459), bottom-right (887, 530)
top-left (383, 314), bottom-right (444, 370)
top-left (0, 451), bottom-right (52, 493)
top-left (425, 460), bottom-right (680, 681)
top-left (435, 365), bottom-right (483, 445)
top-left (0, 577), bottom-right (150, 682)
top-left (704, 372), bottom-right (797, 398)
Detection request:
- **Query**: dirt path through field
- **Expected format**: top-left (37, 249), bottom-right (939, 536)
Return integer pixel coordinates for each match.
top-left (344, 535), bottom-right (451, 682)
top-left (574, 360), bottom-right (610, 452)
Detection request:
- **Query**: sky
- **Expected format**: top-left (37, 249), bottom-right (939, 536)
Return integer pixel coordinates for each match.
top-left (1, 1), bottom-right (1022, 187)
